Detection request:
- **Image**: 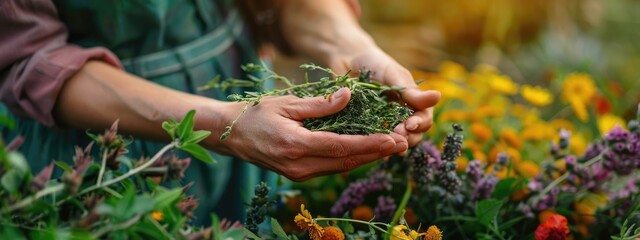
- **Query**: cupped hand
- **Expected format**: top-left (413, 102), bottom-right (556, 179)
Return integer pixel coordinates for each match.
top-left (327, 48), bottom-right (441, 147)
top-left (215, 88), bottom-right (408, 181)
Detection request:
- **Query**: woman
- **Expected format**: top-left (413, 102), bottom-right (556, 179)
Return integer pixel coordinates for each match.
top-left (0, 0), bottom-right (440, 222)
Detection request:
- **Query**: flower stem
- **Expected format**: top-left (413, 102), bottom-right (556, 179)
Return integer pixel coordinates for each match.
top-left (314, 218), bottom-right (389, 234)
top-left (385, 177), bottom-right (412, 240)
top-left (530, 153), bottom-right (603, 204)
top-left (57, 141), bottom-right (178, 206)
top-left (97, 148), bottom-right (108, 187)
top-left (92, 214), bottom-right (142, 238)
top-left (3, 184), bottom-right (65, 213)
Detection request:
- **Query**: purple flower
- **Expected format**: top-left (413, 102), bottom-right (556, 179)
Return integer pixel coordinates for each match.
top-left (421, 141), bottom-right (442, 166)
top-left (437, 124), bottom-right (464, 194)
top-left (602, 125), bottom-right (640, 175)
top-left (532, 188), bottom-right (560, 211)
top-left (411, 144), bottom-right (434, 190)
top-left (466, 160), bottom-right (483, 182)
top-left (373, 196), bottom-right (396, 222)
top-left (471, 174), bottom-right (498, 200)
top-left (330, 171), bottom-right (392, 216)
top-left (528, 177), bottom-right (544, 192)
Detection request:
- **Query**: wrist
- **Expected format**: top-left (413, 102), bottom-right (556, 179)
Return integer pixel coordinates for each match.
top-left (193, 100), bottom-right (243, 155)
top-left (280, 0), bottom-right (376, 66)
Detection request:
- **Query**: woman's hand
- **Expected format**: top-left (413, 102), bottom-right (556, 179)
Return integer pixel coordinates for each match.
top-left (279, 0), bottom-right (440, 146)
top-left (211, 88), bottom-right (408, 181)
top-left (336, 48), bottom-right (441, 147)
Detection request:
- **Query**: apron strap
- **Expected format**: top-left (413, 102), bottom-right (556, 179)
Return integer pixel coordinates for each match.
top-left (120, 10), bottom-right (243, 79)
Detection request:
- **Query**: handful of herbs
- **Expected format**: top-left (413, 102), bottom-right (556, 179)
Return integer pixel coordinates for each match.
top-left (200, 63), bottom-right (413, 140)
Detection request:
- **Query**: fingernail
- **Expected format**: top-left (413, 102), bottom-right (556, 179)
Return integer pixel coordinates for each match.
top-left (333, 88), bottom-right (347, 99)
top-left (393, 142), bottom-right (408, 153)
top-left (380, 140), bottom-right (395, 152)
top-left (406, 122), bottom-right (418, 131)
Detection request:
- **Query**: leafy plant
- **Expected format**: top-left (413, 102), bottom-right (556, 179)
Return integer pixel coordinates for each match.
top-left (0, 110), bottom-right (231, 239)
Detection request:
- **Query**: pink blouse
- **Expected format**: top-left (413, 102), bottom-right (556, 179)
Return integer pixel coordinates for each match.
top-left (0, 1), bottom-right (121, 127)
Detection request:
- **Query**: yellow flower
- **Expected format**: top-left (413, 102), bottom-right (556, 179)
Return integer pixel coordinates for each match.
top-left (151, 211), bottom-right (164, 222)
top-left (488, 74), bottom-right (518, 95)
top-left (439, 61), bottom-right (467, 81)
top-left (322, 226), bottom-right (345, 240)
top-left (562, 73), bottom-right (597, 103)
top-left (574, 192), bottom-right (608, 225)
top-left (570, 133), bottom-right (588, 155)
top-left (598, 114), bottom-right (627, 135)
top-left (521, 123), bottom-right (556, 141)
top-left (562, 73), bottom-right (597, 122)
top-left (521, 85), bottom-right (553, 107)
top-left (390, 225), bottom-right (411, 240)
top-left (295, 204), bottom-right (324, 240)
top-left (425, 225), bottom-right (443, 240)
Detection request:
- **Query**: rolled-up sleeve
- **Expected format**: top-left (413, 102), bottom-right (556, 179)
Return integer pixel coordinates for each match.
top-left (0, 0), bottom-right (121, 127)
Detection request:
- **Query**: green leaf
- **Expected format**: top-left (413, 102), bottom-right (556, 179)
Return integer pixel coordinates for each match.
top-left (0, 114), bottom-right (16, 130)
top-left (213, 213), bottom-right (222, 240)
top-left (179, 143), bottom-right (216, 164)
top-left (271, 218), bottom-right (289, 239)
top-left (184, 130), bottom-right (211, 144)
top-left (222, 228), bottom-right (250, 240)
top-left (1, 170), bottom-right (25, 194)
top-left (162, 122), bottom-right (175, 139)
top-left (475, 199), bottom-right (503, 227)
top-left (492, 178), bottom-right (516, 200)
top-left (55, 161), bottom-right (73, 173)
top-left (242, 228), bottom-right (261, 240)
top-left (177, 110), bottom-right (196, 141)
top-left (153, 188), bottom-right (183, 209)
top-left (7, 152), bottom-right (29, 174)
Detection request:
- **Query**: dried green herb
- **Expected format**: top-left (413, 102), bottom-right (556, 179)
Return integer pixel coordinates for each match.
top-left (200, 63), bottom-right (413, 140)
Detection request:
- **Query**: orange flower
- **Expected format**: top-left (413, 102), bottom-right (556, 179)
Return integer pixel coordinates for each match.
top-left (322, 226), bottom-right (345, 240)
top-left (535, 214), bottom-right (570, 240)
top-left (424, 225), bottom-right (443, 240)
top-left (518, 161), bottom-right (540, 178)
top-left (295, 204), bottom-right (324, 240)
top-left (351, 205), bottom-right (374, 221)
top-left (151, 211), bottom-right (164, 222)
top-left (510, 188), bottom-right (530, 202)
top-left (499, 128), bottom-right (522, 149)
top-left (471, 122), bottom-right (493, 142)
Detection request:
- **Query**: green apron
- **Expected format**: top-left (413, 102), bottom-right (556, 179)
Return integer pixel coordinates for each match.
top-left (0, 0), bottom-right (277, 225)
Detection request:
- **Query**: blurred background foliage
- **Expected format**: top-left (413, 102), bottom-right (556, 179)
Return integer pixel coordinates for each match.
top-left (356, 0), bottom-right (639, 117)
top-left (274, 0), bottom-right (639, 117)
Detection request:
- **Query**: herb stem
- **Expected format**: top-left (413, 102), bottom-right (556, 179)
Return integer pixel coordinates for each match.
top-left (57, 141), bottom-right (178, 206)
top-left (97, 148), bottom-right (108, 187)
top-left (3, 184), bottom-right (65, 213)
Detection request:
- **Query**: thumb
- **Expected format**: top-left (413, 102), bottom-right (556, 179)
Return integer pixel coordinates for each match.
top-left (286, 88), bottom-right (351, 120)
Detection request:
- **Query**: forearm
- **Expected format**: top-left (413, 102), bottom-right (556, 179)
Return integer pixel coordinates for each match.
top-left (280, 0), bottom-right (376, 66)
top-left (53, 60), bottom-right (235, 151)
